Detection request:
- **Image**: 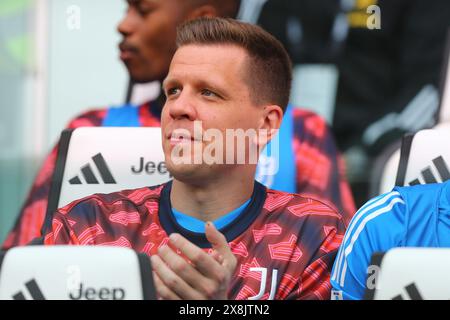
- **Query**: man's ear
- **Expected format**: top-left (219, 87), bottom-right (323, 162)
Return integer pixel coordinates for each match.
top-left (256, 105), bottom-right (284, 148)
top-left (186, 5), bottom-right (218, 20)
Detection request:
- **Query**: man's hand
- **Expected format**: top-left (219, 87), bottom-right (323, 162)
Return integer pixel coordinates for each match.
top-left (151, 222), bottom-right (237, 300)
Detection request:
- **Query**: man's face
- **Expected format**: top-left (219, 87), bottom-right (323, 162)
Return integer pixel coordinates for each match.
top-left (161, 44), bottom-right (265, 182)
top-left (118, 0), bottom-right (192, 83)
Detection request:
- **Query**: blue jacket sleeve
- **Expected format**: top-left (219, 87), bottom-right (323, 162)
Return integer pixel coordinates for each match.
top-left (330, 191), bottom-right (407, 300)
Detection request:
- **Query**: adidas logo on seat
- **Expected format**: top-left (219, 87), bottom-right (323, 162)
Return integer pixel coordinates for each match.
top-left (391, 283), bottom-right (423, 300)
top-left (69, 153), bottom-right (117, 185)
top-left (408, 156), bottom-right (450, 186)
top-left (12, 279), bottom-right (46, 300)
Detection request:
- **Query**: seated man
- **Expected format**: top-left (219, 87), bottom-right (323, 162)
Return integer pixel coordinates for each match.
top-left (330, 180), bottom-right (450, 300)
top-left (43, 18), bottom-right (346, 300)
top-left (2, 0), bottom-right (355, 250)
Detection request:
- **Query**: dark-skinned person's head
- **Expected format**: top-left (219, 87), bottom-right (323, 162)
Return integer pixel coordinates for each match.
top-left (118, 0), bottom-right (241, 83)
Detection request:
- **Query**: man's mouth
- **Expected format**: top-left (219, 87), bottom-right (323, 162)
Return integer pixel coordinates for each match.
top-left (119, 42), bottom-right (139, 61)
top-left (167, 131), bottom-right (200, 146)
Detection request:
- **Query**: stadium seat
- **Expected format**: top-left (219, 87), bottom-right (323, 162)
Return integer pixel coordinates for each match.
top-left (370, 123), bottom-right (450, 197)
top-left (364, 248), bottom-right (450, 300)
top-left (395, 123), bottom-right (450, 187)
top-left (42, 127), bottom-right (171, 233)
top-left (0, 246), bottom-right (156, 300)
top-left (369, 140), bottom-right (401, 197)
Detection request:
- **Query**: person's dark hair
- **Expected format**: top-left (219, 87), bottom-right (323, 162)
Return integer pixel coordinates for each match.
top-left (192, 0), bottom-right (241, 19)
top-left (211, 0), bottom-right (241, 18)
top-left (176, 17), bottom-right (292, 111)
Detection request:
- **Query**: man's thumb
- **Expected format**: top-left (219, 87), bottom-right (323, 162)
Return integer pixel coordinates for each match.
top-left (205, 222), bottom-right (229, 255)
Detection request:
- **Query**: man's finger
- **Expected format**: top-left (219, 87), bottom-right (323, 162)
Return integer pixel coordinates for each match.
top-left (151, 253), bottom-right (202, 299)
top-left (152, 271), bottom-right (181, 300)
top-left (210, 250), bottom-right (224, 264)
top-left (158, 244), bottom-right (218, 298)
top-left (168, 233), bottom-right (224, 279)
top-left (205, 222), bottom-right (228, 252)
top-left (205, 222), bottom-right (234, 257)
top-left (205, 222), bottom-right (237, 273)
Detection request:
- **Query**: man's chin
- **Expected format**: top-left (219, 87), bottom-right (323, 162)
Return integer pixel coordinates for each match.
top-left (127, 68), bottom-right (166, 84)
top-left (129, 76), bottom-right (156, 84)
top-left (166, 163), bottom-right (209, 185)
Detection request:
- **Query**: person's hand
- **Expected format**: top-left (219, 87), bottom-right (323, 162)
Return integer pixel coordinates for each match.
top-left (151, 222), bottom-right (237, 300)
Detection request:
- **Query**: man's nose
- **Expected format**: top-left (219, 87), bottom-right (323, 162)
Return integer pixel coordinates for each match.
top-left (168, 90), bottom-right (198, 121)
top-left (117, 8), bottom-right (139, 37)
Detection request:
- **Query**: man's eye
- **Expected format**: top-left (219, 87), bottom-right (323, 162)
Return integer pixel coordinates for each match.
top-left (135, 3), bottom-right (154, 16)
top-left (167, 88), bottom-right (180, 96)
top-left (202, 89), bottom-right (217, 97)
top-left (137, 7), bottom-right (152, 15)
